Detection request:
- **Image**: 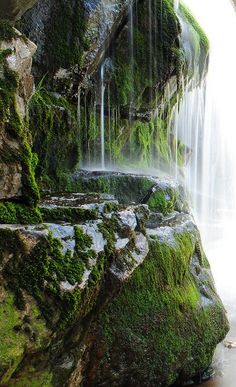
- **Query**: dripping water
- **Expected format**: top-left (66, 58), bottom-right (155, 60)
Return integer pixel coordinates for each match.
top-left (100, 62), bottom-right (105, 170)
top-left (175, 1), bottom-right (236, 385)
top-left (174, 0), bottom-right (179, 12)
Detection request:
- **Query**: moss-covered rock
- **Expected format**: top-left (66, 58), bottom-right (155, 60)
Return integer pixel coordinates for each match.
top-left (28, 81), bottom-right (80, 189)
top-left (0, 175), bottom-right (229, 386)
top-left (69, 171), bottom-right (189, 214)
top-left (82, 217), bottom-right (228, 386)
top-left (78, 0), bottom-right (209, 170)
top-left (0, 21), bottom-right (40, 207)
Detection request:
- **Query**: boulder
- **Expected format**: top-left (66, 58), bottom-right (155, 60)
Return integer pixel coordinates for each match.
top-left (0, 173), bottom-right (229, 386)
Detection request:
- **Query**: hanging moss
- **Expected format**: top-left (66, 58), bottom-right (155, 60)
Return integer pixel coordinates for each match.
top-left (109, 0), bottom-right (182, 108)
top-left (46, 0), bottom-right (88, 72)
top-left (28, 80), bottom-right (80, 191)
top-left (80, 101), bottom-right (185, 171)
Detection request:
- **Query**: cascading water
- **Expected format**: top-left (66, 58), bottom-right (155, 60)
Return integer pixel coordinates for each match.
top-left (175, 2), bottom-right (236, 383)
top-left (174, 0), bottom-right (179, 12)
top-left (176, 0), bottom-right (236, 301)
top-left (100, 62), bottom-right (106, 170)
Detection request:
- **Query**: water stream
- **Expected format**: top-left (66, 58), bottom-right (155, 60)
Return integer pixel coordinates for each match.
top-left (175, 0), bottom-right (236, 385)
top-left (100, 61), bottom-right (106, 169)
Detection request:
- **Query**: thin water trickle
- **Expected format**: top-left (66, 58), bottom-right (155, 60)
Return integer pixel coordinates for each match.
top-left (100, 62), bottom-right (106, 170)
top-left (175, 1), bottom-right (236, 385)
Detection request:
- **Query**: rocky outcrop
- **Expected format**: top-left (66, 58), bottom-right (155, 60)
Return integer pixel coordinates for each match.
top-left (0, 28), bottom-right (36, 118)
top-left (20, 0), bottom-right (129, 83)
top-left (0, 23), bottom-right (38, 204)
top-left (0, 173), bottom-right (229, 386)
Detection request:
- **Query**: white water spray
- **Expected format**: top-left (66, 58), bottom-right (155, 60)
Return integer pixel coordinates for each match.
top-left (177, 0), bottom-right (236, 304)
top-left (174, 0), bottom-right (179, 11)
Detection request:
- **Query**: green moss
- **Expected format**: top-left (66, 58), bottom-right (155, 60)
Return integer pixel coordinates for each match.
top-left (0, 202), bottom-right (42, 224)
top-left (95, 231), bottom-right (228, 385)
top-left (46, 0), bottom-right (88, 72)
top-left (28, 80), bottom-right (80, 191)
top-left (41, 206), bottom-right (97, 223)
top-left (75, 226), bottom-right (93, 250)
top-left (98, 219), bottom-right (117, 256)
top-left (180, 4), bottom-right (209, 54)
top-left (70, 174), bottom-right (154, 204)
top-left (110, 0), bottom-right (181, 108)
top-left (0, 288), bottom-right (49, 384)
top-left (180, 3), bottom-right (209, 77)
top-left (147, 188), bottom-right (179, 214)
top-left (80, 104), bottom-right (185, 171)
top-left (1, 222), bottom-right (109, 332)
top-left (0, 293), bottom-right (27, 383)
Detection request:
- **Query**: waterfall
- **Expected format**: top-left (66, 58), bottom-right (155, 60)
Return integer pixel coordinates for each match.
top-left (100, 62), bottom-right (105, 170)
top-left (175, 0), bottom-right (236, 302)
top-left (174, 0), bottom-right (179, 11)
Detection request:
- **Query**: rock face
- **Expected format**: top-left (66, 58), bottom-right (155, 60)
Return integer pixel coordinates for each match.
top-left (20, 0), bottom-right (129, 84)
top-left (1, 29), bottom-right (37, 118)
top-left (0, 24), bottom-right (38, 203)
top-left (0, 0), bottom-right (38, 21)
top-left (19, 0), bottom-right (209, 188)
top-left (0, 173), bottom-right (229, 386)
